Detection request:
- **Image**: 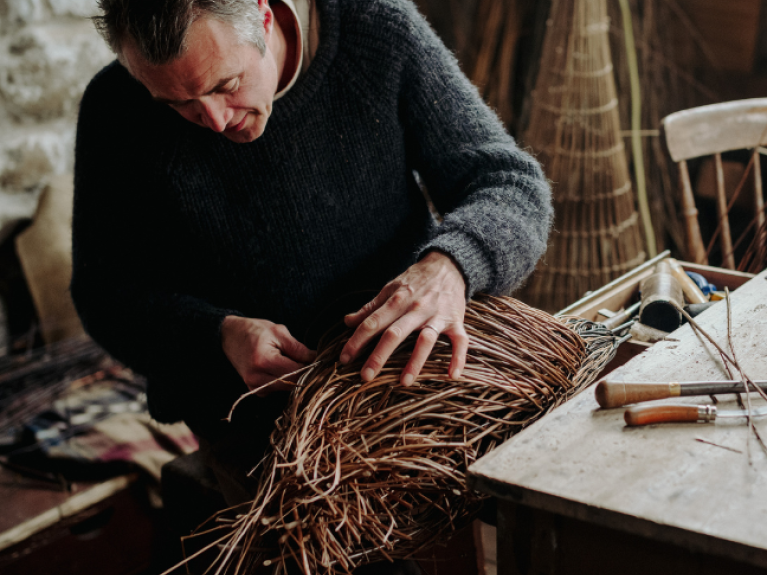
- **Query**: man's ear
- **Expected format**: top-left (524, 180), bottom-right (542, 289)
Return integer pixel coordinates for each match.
top-left (261, 0), bottom-right (274, 38)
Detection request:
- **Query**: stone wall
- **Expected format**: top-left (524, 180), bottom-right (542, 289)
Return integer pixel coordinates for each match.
top-left (0, 0), bottom-right (113, 229)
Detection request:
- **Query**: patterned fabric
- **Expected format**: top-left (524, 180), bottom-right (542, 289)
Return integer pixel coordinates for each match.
top-left (19, 381), bottom-right (197, 480)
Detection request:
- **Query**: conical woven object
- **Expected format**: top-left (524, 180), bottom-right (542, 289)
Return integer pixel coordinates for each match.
top-left (519, 0), bottom-right (645, 312)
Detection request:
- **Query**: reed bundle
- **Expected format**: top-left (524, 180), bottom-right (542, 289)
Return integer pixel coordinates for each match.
top-left (517, 0), bottom-right (646, 313)
top-left (465, 0), bottom-right (524, 128)
top-left (194, 296), bottom-right (618, 575)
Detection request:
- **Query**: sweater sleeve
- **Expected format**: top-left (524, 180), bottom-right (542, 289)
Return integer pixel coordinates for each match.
top-left (71, 64), bottom-right (247, 425)
top-left (395, 1), bottom-right (553, 297)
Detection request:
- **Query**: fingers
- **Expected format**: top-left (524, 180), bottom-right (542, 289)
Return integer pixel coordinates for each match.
top-left (274, 325), bottom-right (317, 364)
top-left (340, 252), bottom-right (468, 384)
top-left (400, 324), bottom-right (468, 385)
top-left (400, 324), bottom-right (440, 385)
top-left (357, 314), bottom-right (426, 382)
top-left (341, 285), bottom-right (415, 364)
top-left (263, 351), bottom-right (306, 378)
top-left (343, 283), bottom-right (398, 328)
top-left (244, 344), bottom-right (306, 395)
top-left (221, 317), bottom-right (316, 395)
top-left (355, 319), bottom-right (468, 386)
top-left (256, 325), bottom-right (313, 379)
top-left (447, 327), bottom-right (469, 380)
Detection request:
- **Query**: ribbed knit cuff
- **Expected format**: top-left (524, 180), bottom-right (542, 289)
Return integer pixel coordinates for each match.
top-left (419, 231), bottom-right (494, 299)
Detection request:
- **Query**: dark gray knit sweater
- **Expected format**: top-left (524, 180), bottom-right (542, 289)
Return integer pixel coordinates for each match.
top-left (72, 0), bottom-right (552, 439)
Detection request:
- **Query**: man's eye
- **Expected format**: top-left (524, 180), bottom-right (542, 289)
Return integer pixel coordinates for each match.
top-left (223, 79), bottom-right (239, 93)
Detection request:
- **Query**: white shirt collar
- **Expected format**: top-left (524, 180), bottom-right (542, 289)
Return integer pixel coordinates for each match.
top-left (274, 0), bottom-right (305, 101)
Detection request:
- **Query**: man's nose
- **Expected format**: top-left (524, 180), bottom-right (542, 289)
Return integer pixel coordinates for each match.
top-left (198, 96), bottom-right (230, 132)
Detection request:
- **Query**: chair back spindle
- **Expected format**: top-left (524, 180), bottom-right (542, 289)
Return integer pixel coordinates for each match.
top-left (755, 148), bottom-right (764, 231)
top-left (677, 160), bottom-right (708, 264)
top-left (713, 153), bottom-right (736, 269)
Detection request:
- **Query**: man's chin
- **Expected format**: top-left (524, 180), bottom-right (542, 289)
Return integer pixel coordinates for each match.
top-left (223, 116), bottom-right (267, 143)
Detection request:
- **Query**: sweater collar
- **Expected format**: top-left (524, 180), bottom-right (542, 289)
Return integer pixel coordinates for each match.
top-left (271, 0), bottom-right (338, 115)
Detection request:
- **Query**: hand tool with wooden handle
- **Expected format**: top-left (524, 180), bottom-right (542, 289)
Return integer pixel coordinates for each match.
top-left (595, 379), bottom-right (767, 408)
top-left (624, 404), bottom-right (767, 426)
top-left (599, 301), bottom-right (641, 331)
top-left (666, 258), bottom-right (708, 305)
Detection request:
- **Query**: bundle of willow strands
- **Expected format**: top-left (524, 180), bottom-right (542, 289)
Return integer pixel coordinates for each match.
top-left (517, 0), bottom-right (646, 313)
top-left (191, 295), bottom-right (618, 575)
top-left (465, 0), bottom-right (524, 128)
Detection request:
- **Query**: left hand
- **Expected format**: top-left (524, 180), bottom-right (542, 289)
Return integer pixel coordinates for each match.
top-left (339, 251), bottom-right (468, 385)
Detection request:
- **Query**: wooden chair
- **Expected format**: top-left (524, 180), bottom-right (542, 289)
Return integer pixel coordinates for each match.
top-left (662, 99), bottom-right (767, 269)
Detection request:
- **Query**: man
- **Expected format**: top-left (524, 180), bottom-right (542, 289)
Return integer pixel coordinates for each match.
top-left (72, 0), bottom-right (551, 566)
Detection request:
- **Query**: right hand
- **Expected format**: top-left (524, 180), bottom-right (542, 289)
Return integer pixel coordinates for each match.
top-left (221, 316), bottom-right (316, 396)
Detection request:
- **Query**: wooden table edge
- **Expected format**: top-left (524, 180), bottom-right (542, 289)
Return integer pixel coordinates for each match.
top-left (468, 471), bottom-right (767, 569)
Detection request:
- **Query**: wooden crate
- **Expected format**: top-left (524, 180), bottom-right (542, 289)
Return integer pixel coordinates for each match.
top-left (557, 251), bottom-right (756, 373)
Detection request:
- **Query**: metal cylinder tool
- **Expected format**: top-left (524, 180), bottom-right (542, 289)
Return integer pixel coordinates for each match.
top-left (638, 260), bottom-right (684, 333)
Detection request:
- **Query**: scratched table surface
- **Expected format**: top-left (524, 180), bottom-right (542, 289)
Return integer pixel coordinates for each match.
top-left (469, 269), bottom-right (767, 568)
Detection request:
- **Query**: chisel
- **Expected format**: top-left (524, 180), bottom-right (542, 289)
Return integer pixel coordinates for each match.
top-left (599, 301), bottom-right (641, 330)
top-left (595, 379), bottom-right (767, 408)
top-left (624, 404), bottom-right (767, 426)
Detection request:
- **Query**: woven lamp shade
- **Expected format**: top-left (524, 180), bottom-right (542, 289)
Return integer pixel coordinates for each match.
top-left (518, 0), bottom-right (645, 313)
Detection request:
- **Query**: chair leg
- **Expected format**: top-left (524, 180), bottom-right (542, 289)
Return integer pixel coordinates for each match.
top-left (754, 149), bottom-right (764, 230)
top-left (714, 153), bottom-right (735, 268)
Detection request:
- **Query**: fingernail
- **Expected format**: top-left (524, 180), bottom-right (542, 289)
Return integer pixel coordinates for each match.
top-left (451, 369), bottom-right (462, 380)
top-left (362, 368), bottom-right (375, 381)
top-left (340, 353), bottom-right (350, 364)
top-left (402, 374), bottom-right (414, 386)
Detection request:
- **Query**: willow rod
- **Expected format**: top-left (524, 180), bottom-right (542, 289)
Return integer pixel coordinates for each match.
top-left (618, 0), bottom-right (655, 257)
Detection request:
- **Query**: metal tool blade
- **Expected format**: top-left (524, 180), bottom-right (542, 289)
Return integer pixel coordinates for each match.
top-left (717, 406), bottom-right (767, 419)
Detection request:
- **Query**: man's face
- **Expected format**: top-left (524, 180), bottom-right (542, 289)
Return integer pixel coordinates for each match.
top-left (123, 16), bottom-right (279, 143)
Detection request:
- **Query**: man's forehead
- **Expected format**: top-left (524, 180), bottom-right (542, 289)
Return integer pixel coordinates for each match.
top-left (121, 19), bottom-right (244, 100)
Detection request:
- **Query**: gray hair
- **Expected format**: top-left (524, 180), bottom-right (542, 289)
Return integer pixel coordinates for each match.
top-left (93, 0), bottom-right (266, 65)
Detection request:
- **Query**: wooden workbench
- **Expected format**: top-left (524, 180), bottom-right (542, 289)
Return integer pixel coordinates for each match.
top-left (469, 269), bottom-right (767, 575)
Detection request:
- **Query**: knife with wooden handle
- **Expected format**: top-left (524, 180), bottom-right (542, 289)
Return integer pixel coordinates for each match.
top-left (624, 404), bottom-right (767, 426)
top-left (595, 379), bottom-right (767, 408)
